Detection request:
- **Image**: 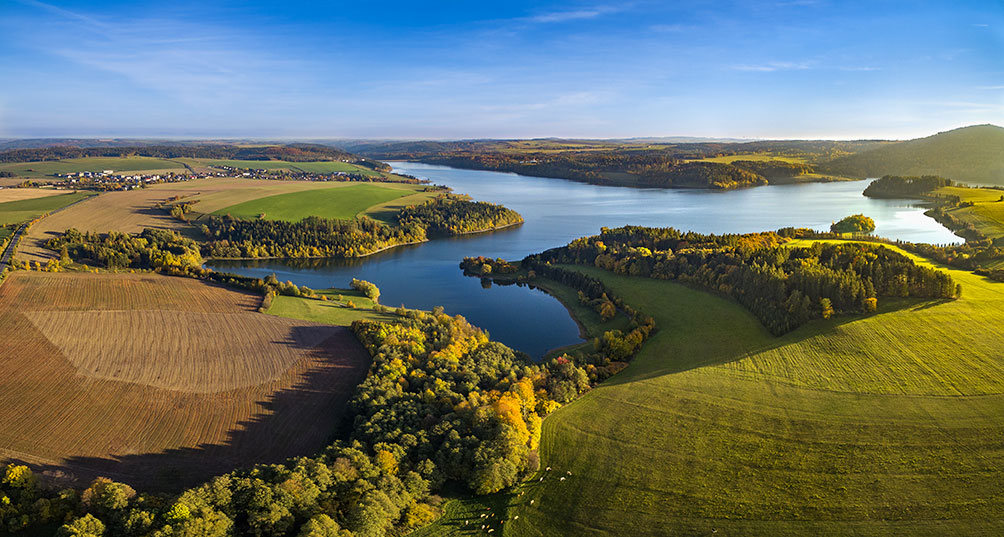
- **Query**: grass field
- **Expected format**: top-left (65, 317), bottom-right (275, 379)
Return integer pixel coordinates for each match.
top-left (0, 271), bottom-right (370, 490)
top-left (0, 191), bottom-right (93, 225)
top-left (266, 287), bottom-right (403, 325)
top-left (195, 158), bottom-right (382, 177)
top-left (417, 245), bottom-right (1004, 536)
top-left (0, 157), bottom-right (188, 178)
top-left (933, 185), bottom-right (1004, 239)
top-left (212, 184), bottom-right (415, 221)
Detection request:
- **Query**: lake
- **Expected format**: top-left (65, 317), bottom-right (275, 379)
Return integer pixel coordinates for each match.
top-left (210, 162), bottom-right (962, 357)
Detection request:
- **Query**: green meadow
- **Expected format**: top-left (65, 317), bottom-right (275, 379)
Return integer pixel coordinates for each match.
top-left (0, 157), bottom-right (187, 178)
top-left (211, 184), bottom-right (414, 222)
top-left (415, 244), bottom-right (1004, 536)
top-left (934, 185), bottom-right (1004, 239)
top-left (198, 159), bottom-right (381, 176)
top-left (266, 288), bottom-right (406, 326)
top-left (0, 192), bottom-right (94, 225)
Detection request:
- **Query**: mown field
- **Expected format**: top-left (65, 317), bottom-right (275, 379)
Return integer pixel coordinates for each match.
top-left (418, 246), bottom-right (1004, 536)
top-left (0, 191), bottom-right (93, 226)
top-left (212, 184), bottom-right (416, 222)
top-left (0, 188), bottom-right (68, 203)
top-left (934, 185), bottom-right (1004, 239)
top-left (16, 177), bottom-right (435, 262)
top-left (266, 287), bottom-right (402, 326)
top-left (0, 157), bottom-right (188, 178)
top-left (0, 271), bottom-right (370, 490)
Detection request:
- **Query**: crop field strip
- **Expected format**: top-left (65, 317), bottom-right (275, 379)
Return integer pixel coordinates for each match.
top-left (0, 272), bottom-right (371, 490)
top-left (0, 188), bottom-right (69, 203)
top-left (0, 191), bottom-right (94, 226)
top-left (15, 177), bottom-right (430, 262)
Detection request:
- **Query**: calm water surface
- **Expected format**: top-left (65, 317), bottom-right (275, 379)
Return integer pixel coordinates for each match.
top-left (211, 162), bottom-right (961, 357)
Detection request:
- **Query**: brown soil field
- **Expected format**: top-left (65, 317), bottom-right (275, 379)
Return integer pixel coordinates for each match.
top-left (0, 271), bottom-right (370, 490)
top-left (17, 177), bottom-right (425, 262)
top-left (0, 188), bottom-right (68, 203)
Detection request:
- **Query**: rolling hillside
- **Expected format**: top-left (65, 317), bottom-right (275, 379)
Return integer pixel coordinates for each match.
top-left (823, 124), bottom-right (1004, 185)
top-left (417, 245), bottom-right (1004, 536)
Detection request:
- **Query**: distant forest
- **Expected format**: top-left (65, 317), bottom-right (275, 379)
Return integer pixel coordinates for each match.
top-left (0, 143), bottom-right (366, 164)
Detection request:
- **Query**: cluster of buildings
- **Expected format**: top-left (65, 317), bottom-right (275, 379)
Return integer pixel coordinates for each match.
top-left (54, 170), bottom-right (225, 190)
top-left (211, 165), bottom-right (385, 183)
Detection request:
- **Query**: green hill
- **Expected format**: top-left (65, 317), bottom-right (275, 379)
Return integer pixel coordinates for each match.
top-left (415, 245), bottom-right (1004, 536)
top-left (822, 124), bottom-right (1004, 185)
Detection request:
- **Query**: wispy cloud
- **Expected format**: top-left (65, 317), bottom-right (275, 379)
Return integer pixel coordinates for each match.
top-left (14, 0), bottom-right (309, 106)
top-left (732, 61), bottom-right (813, 72)
top-left (649, 23), bottom-right (694, 33)
top-left (526, 5), bottom-right (620, 24)
top-left (838, 66), bottom-right (882, 72)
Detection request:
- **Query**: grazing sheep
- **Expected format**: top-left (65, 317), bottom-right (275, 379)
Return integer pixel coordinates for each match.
top-left (514, 515), bottom-right (519, 520)
top-left (560, 476), bottom-right (566, 481)
top-left (530, 500), bottom-right (535, 505)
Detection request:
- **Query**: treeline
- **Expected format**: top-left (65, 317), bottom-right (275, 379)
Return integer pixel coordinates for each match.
top-left (530, 226), bottom-right (958, 335)
top-left (203, 196), bottom-right (522, 259)
top-left (779, 226), bottom-right (1004, 277)
top-left (46, 228), bottom-right (203, 271)
top-left (418, 153), bottom-right (806, 189)
top-left (730, 159), bottom-right (813, 180)
top-left (0, 143), bottom-right (361, 164)
top-left (863, 175), bottom-right (954, 198)
top-left (644, 161), bottom-right (766, 189)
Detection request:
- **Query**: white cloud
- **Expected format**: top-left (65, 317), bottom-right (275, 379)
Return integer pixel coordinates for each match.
top-left (732, 61), bottom-right (813, 72)
top-left (526, 5), bottom-right (619, 24)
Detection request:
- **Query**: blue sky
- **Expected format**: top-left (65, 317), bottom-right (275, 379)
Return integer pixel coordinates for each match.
top-left (1, 0), bottom-right (1002, 139)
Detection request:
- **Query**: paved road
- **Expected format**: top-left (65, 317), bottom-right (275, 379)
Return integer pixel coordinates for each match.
top-left (0, 192), bottom-right (95, 275)
top-left (0, 222), bottom-right (28, 274)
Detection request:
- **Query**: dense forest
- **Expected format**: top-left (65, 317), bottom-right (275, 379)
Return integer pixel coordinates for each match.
top-left (526, 226), bottom-right (957, 335)
top-left (0, 143), bottom-right (370, 165)
top-left (863, 175), bottom-right (954, 198)
top-left (1, 290), bottom-right (653, 536)
top-left (416, 153), bottom-right (815, 189)
top-left (46, 228), bottom-right (203, 271)
top-left (203, 196), bottom-right (523, 259)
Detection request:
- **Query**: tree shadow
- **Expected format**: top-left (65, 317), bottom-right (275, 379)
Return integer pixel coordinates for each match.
top-left (18, 326), bottom-right (371, 492)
